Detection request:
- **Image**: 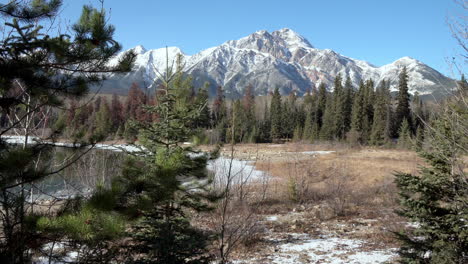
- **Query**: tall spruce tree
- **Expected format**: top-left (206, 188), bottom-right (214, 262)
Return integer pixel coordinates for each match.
top-left (332, 74), bottom-right (346, 139)
top-left (370, 80), bottom-right (391, 145)
top-left (350, 81), bottom-right (365, 142)
top-left (316, 83), bottom-right (327, 130)
top-left (395, 66), bottom-right (412, 135)
top-left (319, 94), bottom-right (335, 140)
top-left (0, 1), bottom-right (135, 262)
top-left (257, 102), bottom-right (271, 143)
top-left (361, 79), bottom-right (375, 143)
top-left (270, 87), bottom-right (282, 142)
top-left (343, 76), bottom-right (354, 135)
top-left (411, 92), bottom-right (426, 133)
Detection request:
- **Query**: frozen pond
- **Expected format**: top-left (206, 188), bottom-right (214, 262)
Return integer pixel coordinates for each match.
top-left (3, 136), bottom-right (269, 198)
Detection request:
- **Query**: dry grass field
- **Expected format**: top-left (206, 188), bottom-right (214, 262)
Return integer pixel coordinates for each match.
top-left (197, 143), bottom-right (428, 262)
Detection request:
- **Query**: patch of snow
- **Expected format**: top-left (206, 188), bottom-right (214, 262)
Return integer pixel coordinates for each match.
top-left (208, 156), bottom-right (269, 187)
top-left (2, 135), bottom-right (144, 153)
top-left (235, 233), bottom-right (396, 264)
top-left (34, 242), bottom-right (79, 264)
top-left (301, 150), bottom-right (335, 155)
top-left (2, 135), bottom-right (39, 144)
top-left (265, 215), bottom-right (279, 222)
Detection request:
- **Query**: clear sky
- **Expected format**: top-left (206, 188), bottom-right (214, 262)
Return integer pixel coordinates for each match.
top-left (60, 0), bottom-right (463, 76)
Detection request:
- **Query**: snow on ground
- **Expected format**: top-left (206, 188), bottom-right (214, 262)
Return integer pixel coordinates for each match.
top-left (301, 150), bottom-right (335, 155)
top-left (34, 242), bottom-right (78, 264)
top-left (265, 215), bottom-right (279, 222)
top-left (234, 233), bottom-right (396, 264)
top-left (207, 156), bottom-right (269, 185)
top-left (2, 135), bottom-right (143, 153)
top-left (2, 135), bottom-right (39, 144)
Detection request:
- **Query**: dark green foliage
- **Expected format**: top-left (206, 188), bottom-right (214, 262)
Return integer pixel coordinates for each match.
top-left (0, 1), bottom-right (134, 262)
top-left (361, 79), bottom-right (375, 143)
top-left (302, 110), bottom-right (313, 142)
top-left (281, 92), bottom-right (298, 138)
top-left (395, 103), bottom-right (467, 262)
top-left (332, 74), bottom-right (347, 139)
top-left (414, 125), bottom-right (424, 151)
top-left (132, 216), bottom-right (212, 264)
top-left (257, 102), bottom-right (271, 143)
top-left (395, 67), bottom-right (412, 135)
top-left (270, 87), bottom-right (282, 142)
top-left (343, 76), bottom-right (354, 135)
top-left (349, 79), bottom-right (375, 143)
top-left (350, 81), bottom-right (365, 141)
top-left (412, 92), bottom-right (426, 134)
top-left (397, 118), bottom-right (412, 149)
top-left (316, 83), bottom-right (328, 130)
top-left (370, 80), bottom-right (391, 145)
top-left (320, 94), bottom-right (334, 140)
top-left (227, 99), bottom-right (246, 143)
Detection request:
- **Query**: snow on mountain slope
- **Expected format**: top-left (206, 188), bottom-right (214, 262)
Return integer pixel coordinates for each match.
top-left (101, 29), bottom-right (456, 97)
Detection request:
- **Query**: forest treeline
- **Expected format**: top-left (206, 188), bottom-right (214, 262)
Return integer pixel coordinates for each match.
top-left (40, 66), bottom-right (464, 149)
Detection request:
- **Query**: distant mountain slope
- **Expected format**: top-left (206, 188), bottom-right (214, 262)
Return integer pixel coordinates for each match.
top-left (103, 28), bottom-right (456, 97)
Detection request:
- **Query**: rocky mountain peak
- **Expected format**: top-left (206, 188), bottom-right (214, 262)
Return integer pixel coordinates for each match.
top-left (272, 28), bottom-right (314, 50)
top-left (103, 29), bottom-right (456, 98)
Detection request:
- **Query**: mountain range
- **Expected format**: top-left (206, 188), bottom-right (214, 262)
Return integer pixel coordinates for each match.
top-left (103, 28), bottom-right (456, 98)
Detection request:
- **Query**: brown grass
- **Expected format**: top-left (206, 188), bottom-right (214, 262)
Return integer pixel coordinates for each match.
top-left (210, 144), bottom-right (426, 220)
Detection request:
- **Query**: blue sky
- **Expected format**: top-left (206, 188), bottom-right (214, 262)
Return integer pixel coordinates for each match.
top-left (61, 0), bottom-right (462, 76)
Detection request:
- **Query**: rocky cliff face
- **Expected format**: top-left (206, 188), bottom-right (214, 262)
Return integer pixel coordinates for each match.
top-left (104, 28), bottom-right (456, 97)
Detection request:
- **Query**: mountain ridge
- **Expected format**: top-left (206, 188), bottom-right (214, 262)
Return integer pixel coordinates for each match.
top-left (103, 28), bottom-right (456, 98)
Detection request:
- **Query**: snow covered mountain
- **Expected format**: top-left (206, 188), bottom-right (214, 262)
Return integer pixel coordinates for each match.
top-left (103, 28), bottom-right (456, 97)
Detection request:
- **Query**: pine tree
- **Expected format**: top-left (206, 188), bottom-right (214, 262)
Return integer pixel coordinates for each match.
top-left (316, 83), bottom-right (327, 130)
top-left (320, 95), bottom-right (335, 140)
top-left (395, 82), bottom-right (467, 263)
top-left (332, 74), bottom-right (346, 139)
top-left (302, 110), bottom-right (313, 142)
top-left (227, 99), bottom-right (246, 143)
top-left (350, 81), bottom-right (365, 135)
top-left (395, 67), bottom-right (412, 135)
top-left (343, 76), bottom-right (354, 135)
top-left (257, 102), bottom-right (271, 143)
top-left (270, 87), bottom-right (282, 142)
top-left (281, 92), bottom-right (298, 138)
top-left (397, 118), bottom-right (412, 149)
top-left (242, 84), bottom-right (256, 139)
top-left (414, 125), bottom-right (424, 151)
top-left (412, 92), bottom-right (426, 134)
top-left (361, 79), bottom-right (375, 143)
top-left (370, 80), bottom-right (391, 145)
top-left (0, 2), bottom-right (135, 262)
top-left (292, 125), bottom-right (303, 142)
top-left (88, 57), bottom-right (217, 263)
